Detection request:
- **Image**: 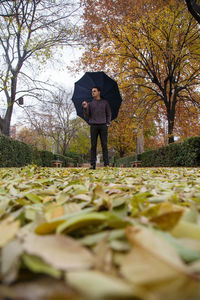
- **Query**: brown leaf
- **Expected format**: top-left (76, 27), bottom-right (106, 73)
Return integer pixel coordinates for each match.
top-left (0, 277), bottom-right (80, 300)
top-left (150, 210), bottom-right (184, 231)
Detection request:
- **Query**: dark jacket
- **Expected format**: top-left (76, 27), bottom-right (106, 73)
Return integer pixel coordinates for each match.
top-left (83, 99), bottom-right (111, 125)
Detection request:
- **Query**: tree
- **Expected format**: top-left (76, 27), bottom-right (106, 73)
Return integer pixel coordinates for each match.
top-left (0, 0), bottom-right (80, 136)
top-left (15, 126), bottom-right (53, 150)
top-left (69, 118), bottom-right (90, 159)
top-left (81, 0), bottom-right (200, 143)
top-left (174, 102), bottom-right (200, 139)
top-left (24, 88), bottom-right (80, 155)
top-left (108, 94), bottom-right (135, 157)
top-left (108, 95), bottom-right (160, 156)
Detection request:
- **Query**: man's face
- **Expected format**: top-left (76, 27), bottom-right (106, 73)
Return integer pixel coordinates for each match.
top-left (92, 88), bottom-right (100, 99)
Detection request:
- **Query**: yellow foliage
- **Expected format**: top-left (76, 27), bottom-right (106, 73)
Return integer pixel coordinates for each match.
top-left (81, 0), bottom-right (200, 144)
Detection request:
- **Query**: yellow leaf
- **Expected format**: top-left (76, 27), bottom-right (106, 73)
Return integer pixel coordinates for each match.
top-left (0, 218), bottom-right (20, 248)
top-left (50, 206), bottom-right (65, 219)
top-left (42, 196), bottom-right (54, 203)
top-left (35, 220), bottom-right (64, 235)
top-left (66, 270), bottom-right (137, 299)
top-left (171, 220), bottom-right (200, 242)
top-left (120, 226), bottom-right (199, 300)
top-left (22, 233), bottom-right (94, 271)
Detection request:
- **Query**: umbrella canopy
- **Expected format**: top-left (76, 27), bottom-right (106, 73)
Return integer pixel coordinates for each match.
top-left (72, 71), bottom-right (122, 122)
top-left (185, 0), bottom-right (200, 24)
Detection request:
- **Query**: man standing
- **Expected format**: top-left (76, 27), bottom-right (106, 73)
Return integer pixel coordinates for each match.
top-left (82, 86), bottom-right (111, 169)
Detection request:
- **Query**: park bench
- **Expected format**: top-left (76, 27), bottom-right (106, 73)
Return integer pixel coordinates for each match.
top-left (131, 161), bottom-right (142, 167)
top-left (51, 160), bottom-right (62, 168)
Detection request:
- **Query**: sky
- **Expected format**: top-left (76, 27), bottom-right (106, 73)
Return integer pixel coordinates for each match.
top-left (39, 47), bottom-right (84, 90)
top-left (12, 46), bottom-right (84, 126)
top-left (0, 0), bottom-right (85, 129)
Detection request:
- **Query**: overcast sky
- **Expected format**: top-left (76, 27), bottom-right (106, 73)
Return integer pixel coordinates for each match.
top-left (12, 45), bottom-right (84, 125)
top-left (40, 47), bottom-right (84, 90)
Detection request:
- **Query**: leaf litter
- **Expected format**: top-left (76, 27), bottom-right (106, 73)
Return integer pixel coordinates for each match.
top-left (0, 166), bottom-right (200, 299)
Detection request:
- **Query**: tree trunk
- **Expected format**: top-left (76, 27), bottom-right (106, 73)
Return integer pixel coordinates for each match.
top-left (119, 147), bottom-right (125, 157)
top-left (167, 109), bottom-right (175, 144)
top-left (2, 75), bottom-right (18, 136)
top-left (138, 126), bottom-right (144, 154)
top-left (0, 103), bottom-right (14, 136)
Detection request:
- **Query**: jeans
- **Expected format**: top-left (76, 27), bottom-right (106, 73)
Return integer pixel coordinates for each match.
top-left (90, 124), bottom-right (109, 167)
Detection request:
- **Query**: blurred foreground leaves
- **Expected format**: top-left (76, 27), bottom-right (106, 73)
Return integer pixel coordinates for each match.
top-left (0, 165), bottom-right (200, 300)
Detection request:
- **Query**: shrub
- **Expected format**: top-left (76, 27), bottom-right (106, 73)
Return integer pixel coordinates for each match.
top-left (115, 136), bottom-right (200, 167)
top-left (115, 155), bottom-right (137, 167)
top-left (39, 150), bottom-right (55, 167)
top-left (55, 154), bottom-right (74, 167)
top-left (64, 151), bottom-right (84, 166)
top-left (181, 136), bottom-right (200, 166)
top-left (0, 135), bottom-right (42, 167)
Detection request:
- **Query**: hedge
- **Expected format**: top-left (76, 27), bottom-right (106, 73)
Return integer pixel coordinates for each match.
top-left (39, 151), bottom-right (75, 167)
top-left (115, 136), bottom-right (200, 167)
top-left (115, 155), bottom-right (137, 167)
top-left (2, 134), bottom-right (199, 168)
top-left (56, 154), bottom-right (74, 167)
top-left (0, 135), bottom-right (42, 167)
top-left (0, 135), bottom-right (74, 167)
top-left (64, 151), bottom-right (84, 167)
top-left (39, 150), bottom-right (55, 167)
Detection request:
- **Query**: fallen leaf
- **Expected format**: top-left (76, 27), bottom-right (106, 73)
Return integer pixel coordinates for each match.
top-left (1, 238), bottom-right (23, 283)
top-left (120, 225), bottom-right (200, 300)
top-left (0, 277), bottom-right (79, 300)
top-left (22, 233), bottom-right (94, 271)
top-left (171, 220), bottom-right (200, 242)
top-left (56, 212), bottom-right (108, 234)
top-left (25, 193), bottom-right (42, 203)
top-left (50, 206), bottom-right (65, 219)
top-left (150, 210), bottom-right (184, 231)
top-left (22, 253), bottom-right (62, 279)
top-left (35, 220), bottom-right (64, 235)
top-left (66, 270), bottom-right (139, 299)
top-left (0, 218), bottom-right (20, 247)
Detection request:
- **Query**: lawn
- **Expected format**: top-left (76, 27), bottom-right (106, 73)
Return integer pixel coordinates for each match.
top-left (0, 166), bottom-right (200, 300)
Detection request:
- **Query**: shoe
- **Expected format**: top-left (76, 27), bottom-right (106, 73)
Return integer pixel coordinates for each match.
top-left (89, 166), bottom-right (96, 170)
top-left (104, 164), bottom-right (109, 167)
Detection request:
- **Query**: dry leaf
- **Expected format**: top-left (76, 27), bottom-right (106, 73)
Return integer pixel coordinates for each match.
top-left (22, 233), bottom-right (94, 271)
top-left (66, 270), bottom-right (139, 299)
top-left (120, 226), bottom-right (200, 300)
top-left (0, 218), bottom-right (20, 247)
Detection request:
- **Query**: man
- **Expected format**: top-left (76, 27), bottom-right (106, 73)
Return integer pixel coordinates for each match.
top-left (82, 86), bottom-right (111, 169)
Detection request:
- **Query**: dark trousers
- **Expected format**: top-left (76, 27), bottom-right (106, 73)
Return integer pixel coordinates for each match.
top-left (90, 124), bottom-right (109, 167)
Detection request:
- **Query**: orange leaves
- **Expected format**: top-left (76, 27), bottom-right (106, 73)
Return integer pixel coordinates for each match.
top-left (81, 0), bottom-right (200, 146)
top-left (174, 101), bottom-right (200, 139)
top-left (108, 99), bottom-right (135, 157)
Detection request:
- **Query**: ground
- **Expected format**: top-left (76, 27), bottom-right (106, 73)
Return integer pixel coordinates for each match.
top-left (0, 166), bottom-right (200, 300)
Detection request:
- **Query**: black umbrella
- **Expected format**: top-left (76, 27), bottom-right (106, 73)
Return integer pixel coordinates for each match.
top-left (185, 0), bottom-right (200, 24)
top-left (72, 71), bottom-right (122, 122)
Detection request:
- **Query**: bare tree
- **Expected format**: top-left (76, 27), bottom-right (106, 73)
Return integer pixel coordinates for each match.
top-left (24, 88), bottom-right (80, 155)
top-left (0, 0), bottom-right (80, 135)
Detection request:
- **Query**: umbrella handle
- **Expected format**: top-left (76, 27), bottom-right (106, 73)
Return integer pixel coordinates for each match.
top-left (82, 101), bottom-right (87, 108)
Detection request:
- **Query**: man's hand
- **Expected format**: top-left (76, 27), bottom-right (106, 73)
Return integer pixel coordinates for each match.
top-left (82, 101), bottom-right (87, 109)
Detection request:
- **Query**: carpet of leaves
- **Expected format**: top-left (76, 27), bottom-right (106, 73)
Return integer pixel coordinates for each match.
top-left (0, 165), bottom-right (200, 300)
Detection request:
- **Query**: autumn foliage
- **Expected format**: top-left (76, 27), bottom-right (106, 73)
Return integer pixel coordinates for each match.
top-left (80, 0), bottom-right (200, 149)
